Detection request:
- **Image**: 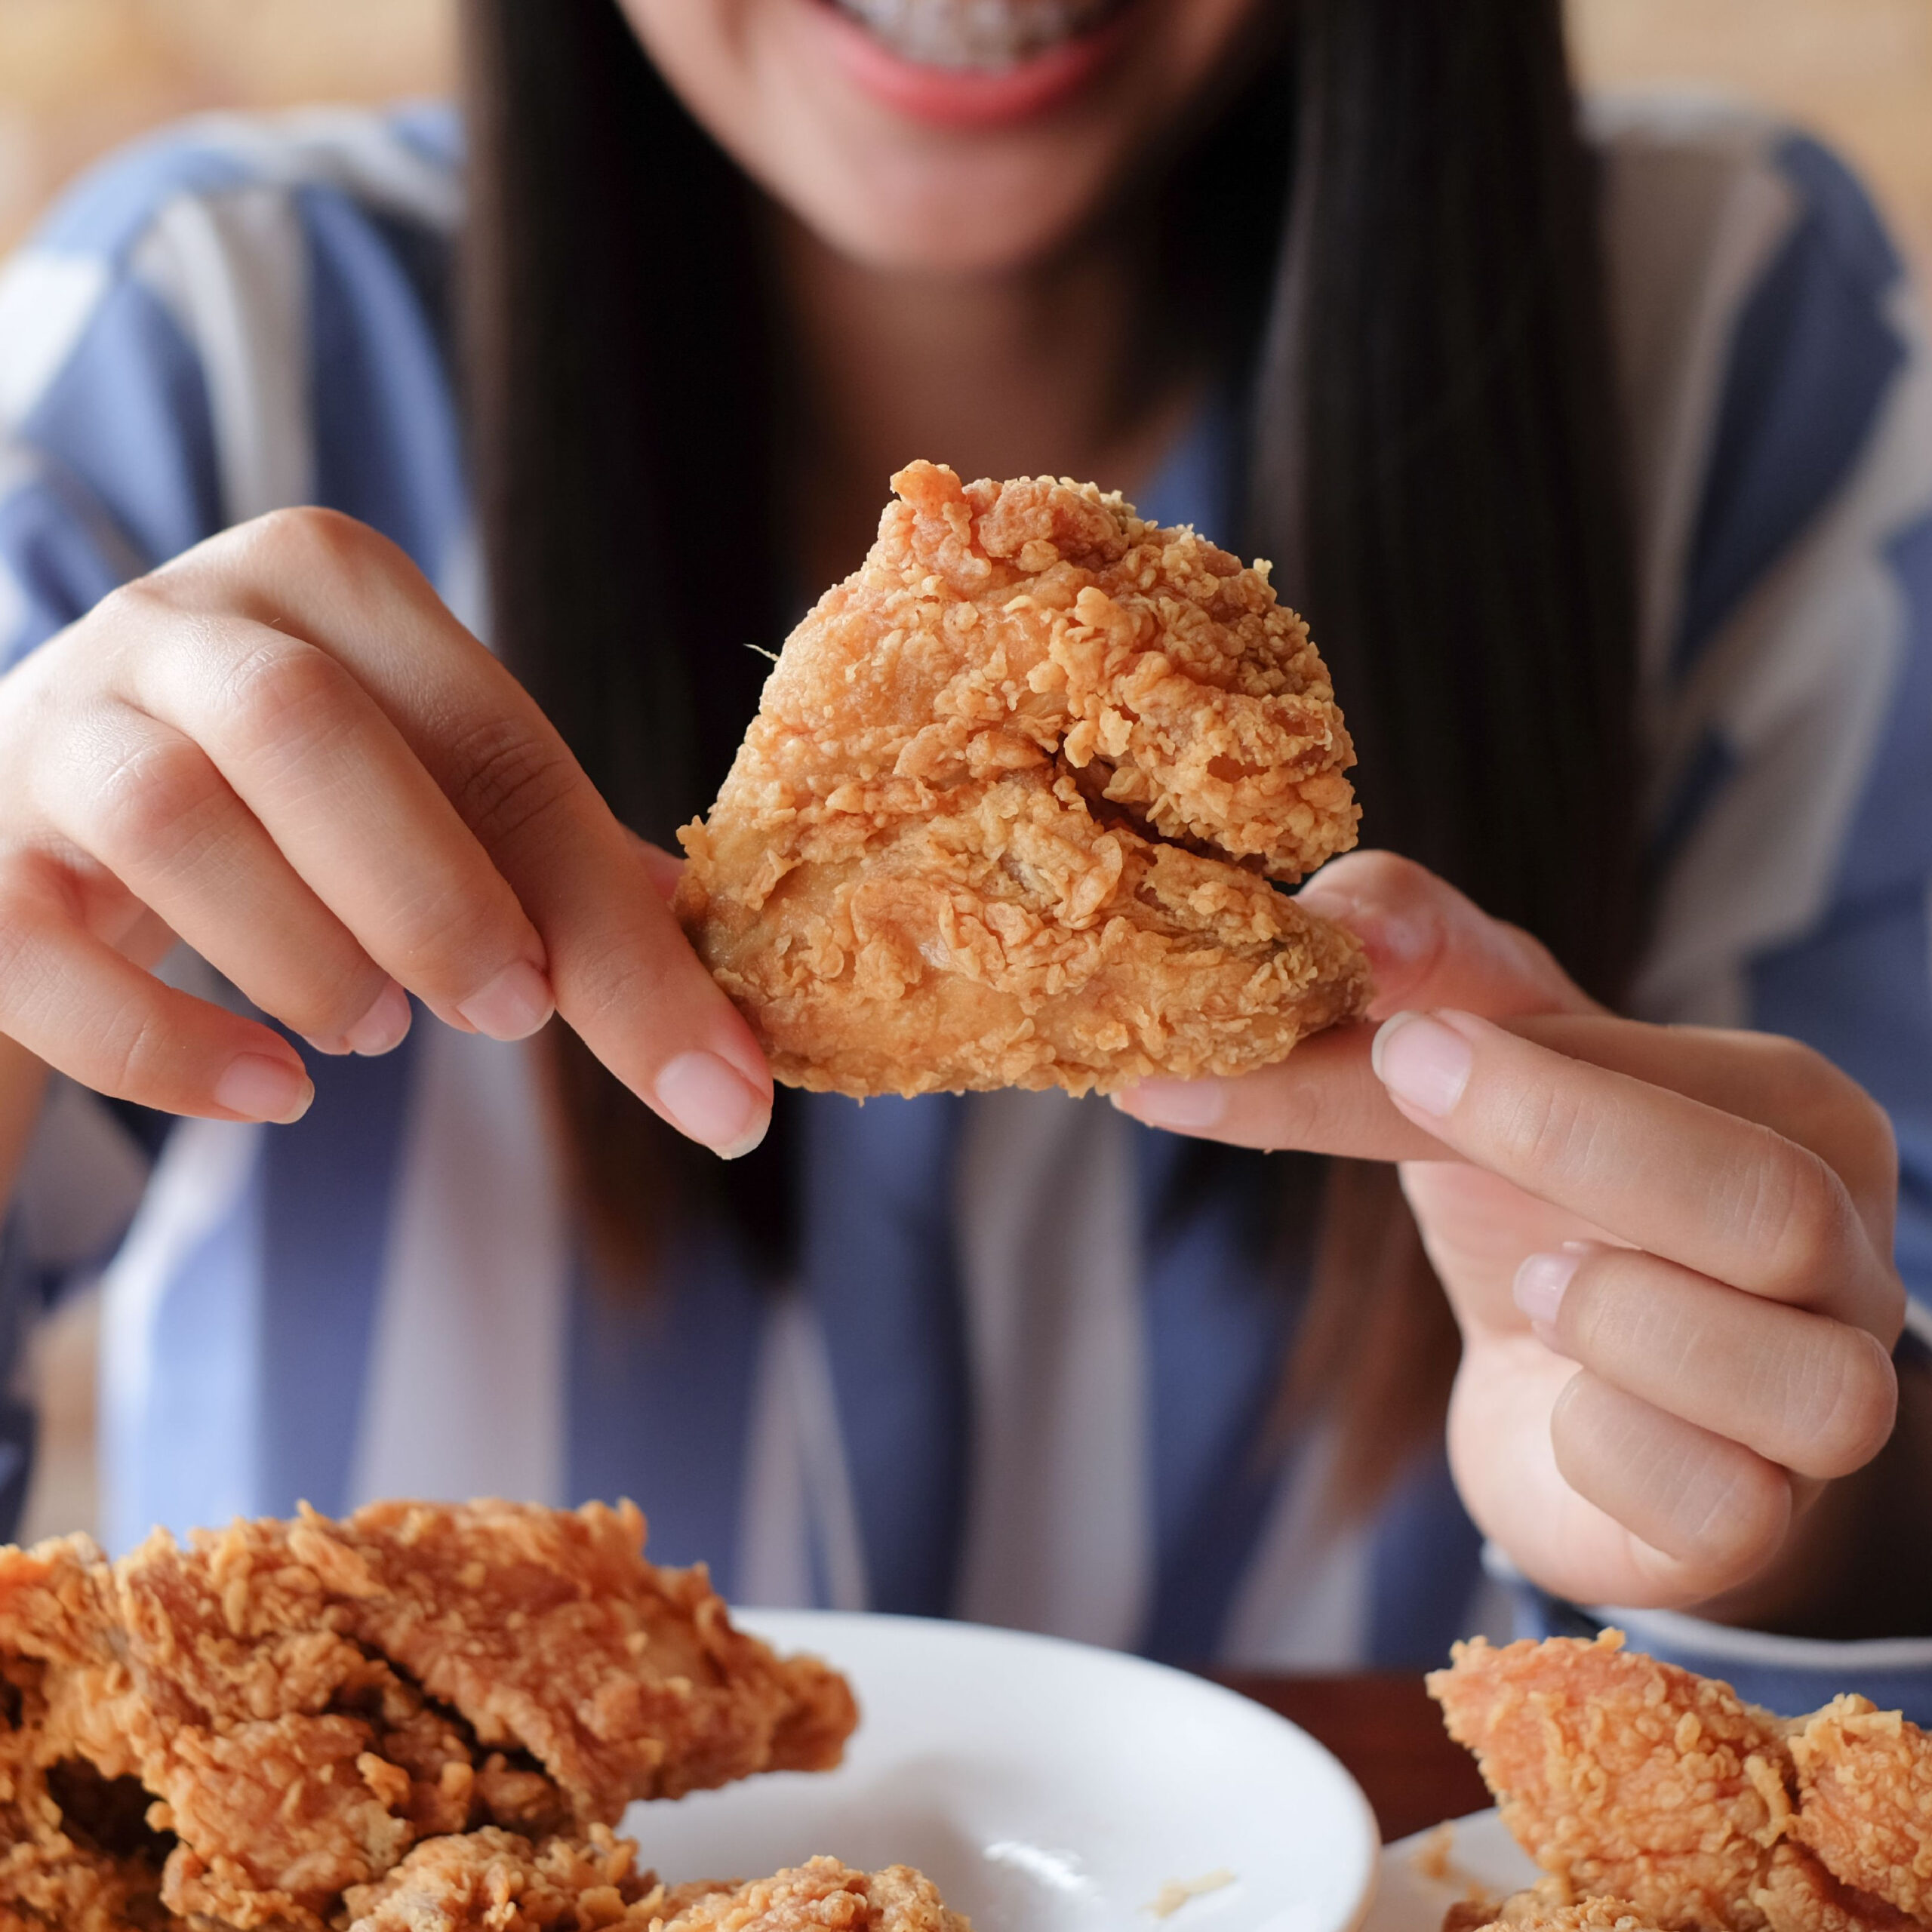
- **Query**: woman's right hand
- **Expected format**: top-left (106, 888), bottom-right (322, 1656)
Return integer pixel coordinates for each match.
top-left (0, 507), bottom-right (772, 1156)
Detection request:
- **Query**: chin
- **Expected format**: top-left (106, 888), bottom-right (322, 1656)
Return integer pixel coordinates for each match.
top-left (783, 146), bottom-right (1124, 276)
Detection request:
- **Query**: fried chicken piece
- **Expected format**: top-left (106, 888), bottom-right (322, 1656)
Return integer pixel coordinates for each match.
top-left (1429, 1635), bottom-right (1919, 1932)
top-left (675, 460), bottom-right (1369, 1097)
top-left (1455, 1894), bottom-right (1672, 1932)
top-left (338, 1823), bottom-right (670, 1930)
top-left (343, 1846), bottom-right (970, 1932)
top-left (1786, 1698), bottom-right (1932, 1924)
top-left (0, 1501), bottom-right (857, 1932)
top-left (1430, 1633), bottom-right (1795, 1932)
top-left (651, 1856), bottom-right (971, 1932)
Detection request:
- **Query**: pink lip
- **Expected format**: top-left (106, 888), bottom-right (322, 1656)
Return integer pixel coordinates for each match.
top-left (809, 2), bottom-right (1132, 128)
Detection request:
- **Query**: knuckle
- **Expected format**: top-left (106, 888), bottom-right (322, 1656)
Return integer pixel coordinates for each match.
top-left (1785, 1327), bottom-right (1897, 1475)
top-left (441, 714), bottom-right (581, 853)
top-left (1737, 1137), bottom-right (1857, 1300)
top-left (216, 636), bottom-right (356, 755)
top-left (94, 994), bottom-right (171, 1103)
top-left (245, 503), bottom-right (383, 574)
top-left (91, 732), bottom-right (222, 859)
top-left (1495, 1074), bottom-right (1598, 1177)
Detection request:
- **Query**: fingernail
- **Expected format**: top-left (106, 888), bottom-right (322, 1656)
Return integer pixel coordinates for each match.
top-left (213, 1054), bottom-right (313, 1125)
top-left (1513, 1247), bottom-right (1583, 1327)
top-left (1111, 1078), bottom-right (1227, 1131)
top-left (455, 960), bottom-right (554, 1041)
top-left (343, 980), bottom-right (412, 1057)
top-left (655, 1051), bottom-right (770, 1158)
top-left (1371, 1011), bottom-right (1472, 1117)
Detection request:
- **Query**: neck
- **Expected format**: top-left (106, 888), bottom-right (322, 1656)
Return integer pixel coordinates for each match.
top-left (772, 214), bottom-right (1204, 589)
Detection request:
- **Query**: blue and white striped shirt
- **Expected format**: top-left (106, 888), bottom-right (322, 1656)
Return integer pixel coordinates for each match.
top-left (2, 92), bottom-right (1930, 1706)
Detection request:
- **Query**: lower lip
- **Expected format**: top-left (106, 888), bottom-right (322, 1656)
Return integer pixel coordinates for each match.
top-left (810, 2), bottom-right (1130, 128)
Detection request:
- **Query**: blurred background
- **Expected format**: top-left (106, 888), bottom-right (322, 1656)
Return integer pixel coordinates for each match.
top-left (3, 0), bottom-right (1930, 1544)
top-left (1, 0), bottom-right (1928, 273)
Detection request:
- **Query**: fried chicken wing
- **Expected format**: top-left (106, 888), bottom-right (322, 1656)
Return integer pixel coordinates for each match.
top-left (1786, 1697), bottom-right (1932, 1924)
top-left (675, 460), bottom-right (1370, 1097)
top-left (0, 1501), bottom-right (857, 1932)
top-left (1429, 1635), bottom-right (1924, 1932)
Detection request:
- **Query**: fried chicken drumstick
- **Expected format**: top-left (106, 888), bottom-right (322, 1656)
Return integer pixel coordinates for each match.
top-left (1430, 1632), bottom-right (1932, 1932)
top-left (0, 1499), bottom-right (858, 1931)
top-left (675, 460), bottom-right (1370, 1097)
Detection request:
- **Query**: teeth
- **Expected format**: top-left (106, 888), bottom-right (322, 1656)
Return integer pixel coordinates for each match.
top-left (833, 0), bottom-right (1124, 70)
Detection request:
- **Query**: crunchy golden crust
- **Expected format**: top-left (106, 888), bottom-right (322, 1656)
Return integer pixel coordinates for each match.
top-left (341, 1847), bottom-right (971, 1932)
top-left (1456, 1893), bottom-right (1672, 1932)
top-left (0, 1503), bottom-right (857, 1931)
top-left (1429, 1637), bottom-right (1924, 1932)
top-left (339, 1823), bottom-right (671, 1930)
top-left (675, 460), bottom-right (1368, 1097)
top-left (1786, 1697), bottom-right (1932, 1923)
top-left (653, 1857), bottom-right (971, 1932)
top-left (1429, 1634), bottom-right (1795, 1932)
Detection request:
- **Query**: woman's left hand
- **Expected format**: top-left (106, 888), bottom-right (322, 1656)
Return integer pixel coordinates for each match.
top-left (1113, 852), bottom-right (1907, 1615)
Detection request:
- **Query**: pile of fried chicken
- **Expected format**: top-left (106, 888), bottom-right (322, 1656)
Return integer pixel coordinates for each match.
top-left (675, 460), bottom-right (1370, 1097)
top-left (1431, 1632), bottom-right (1932, 1932)
top-left (0, 1498), bottom-right (964, 1932)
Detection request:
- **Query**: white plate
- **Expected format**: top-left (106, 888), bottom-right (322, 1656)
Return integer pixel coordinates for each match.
top-left (619, 1610), bottom-right (1379, 1932)
top-left (1359, 1812), bottom-right (1538, 1932)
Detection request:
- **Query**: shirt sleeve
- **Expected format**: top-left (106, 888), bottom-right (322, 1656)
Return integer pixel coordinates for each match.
top-left (1637, 131), bottom-right (1932, 1298)
top-left (1539, 130), bottom-right (1932, 1693)
top-left (0, 131), bottom-right (246, 1417)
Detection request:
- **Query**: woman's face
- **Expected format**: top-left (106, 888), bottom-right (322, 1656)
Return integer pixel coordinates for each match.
top-left (619, 0), bottom-right (1271, 275)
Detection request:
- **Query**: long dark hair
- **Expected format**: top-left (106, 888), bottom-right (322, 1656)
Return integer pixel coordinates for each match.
top-left (461, 0), bottom-right (1638, 1497)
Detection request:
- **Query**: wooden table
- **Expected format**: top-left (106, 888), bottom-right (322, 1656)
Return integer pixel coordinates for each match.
top-left (1217, 1672), bottom-right (1491, 1844)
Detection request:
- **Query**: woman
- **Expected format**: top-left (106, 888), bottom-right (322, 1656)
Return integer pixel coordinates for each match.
top-left (0, 1), bottom-right (1927, 1699)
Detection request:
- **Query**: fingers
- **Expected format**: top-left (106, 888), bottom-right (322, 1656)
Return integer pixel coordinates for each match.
top-left (33, 700), bottom-right (411, 1056)
top-left (1114, 1023), bottom-right (1447, 1158)
top-left (1547, 1372), bottom-right (1795, 1588)
top-left (0, 860), bottom-right (312, 1122)
top-left (1117, 850), bottom-right (1598, 1151)
top-left (110, 598), bottom-right (551, 1043)
top-left (1373, 1009), bottom-right (1900, 1335)
top-left (117, 514), bottom-right (771, 1155)
top-left (1296, 850), bottom-right (1599, 1021)
top-left (195, 515), bottom-right (771, 1151)
top-left (1519, 1241), bottom-right (1899, 1478)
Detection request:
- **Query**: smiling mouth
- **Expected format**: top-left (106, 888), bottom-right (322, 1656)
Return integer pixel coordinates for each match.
top-left (827, 0), bottom-right (1134, 70)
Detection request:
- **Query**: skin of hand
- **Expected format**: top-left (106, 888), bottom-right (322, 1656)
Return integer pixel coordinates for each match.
top-left (1114, 851), bottom-right (1912, 1628)
top-left (0, 510), bottom-right (773, 1160)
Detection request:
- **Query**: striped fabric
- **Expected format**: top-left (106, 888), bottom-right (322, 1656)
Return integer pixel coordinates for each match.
top-left (2, 92), bottom-right (1930, 1697)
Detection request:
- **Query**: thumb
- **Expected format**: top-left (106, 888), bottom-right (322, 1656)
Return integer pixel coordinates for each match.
top-left (1297, 851), bottom-right (1599, 1021)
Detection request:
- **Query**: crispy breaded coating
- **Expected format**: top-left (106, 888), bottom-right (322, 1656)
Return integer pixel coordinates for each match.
top-left (675, 460), bottom-right (1369, 1097)
top-left (0, 1501), bottom-right (857, 1931)
top-left (1753, 1842), bottom-right (1918, 1932)
top-left (1429, 1634), bottom-right (1795, 1932)
top-left (338, 1823), bottom-right (673, 1930)
top-left (1457, 1894), bottom-right (1672, 1932)
top-left (1429, 1636), bottom-right (1922, 1932)
top-left (1786, 1697), bottom-right (1932, 1924)
top-left (341, 1846), bottom-right (971, 1932)
top-left (652, 1856), bottom-right (971, 1932)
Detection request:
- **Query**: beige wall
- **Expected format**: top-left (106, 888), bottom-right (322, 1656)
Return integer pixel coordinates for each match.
top-left (0, 0), bottom-right (455, 252)
top-left (1571, 0), bottom-right (1932, 284)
